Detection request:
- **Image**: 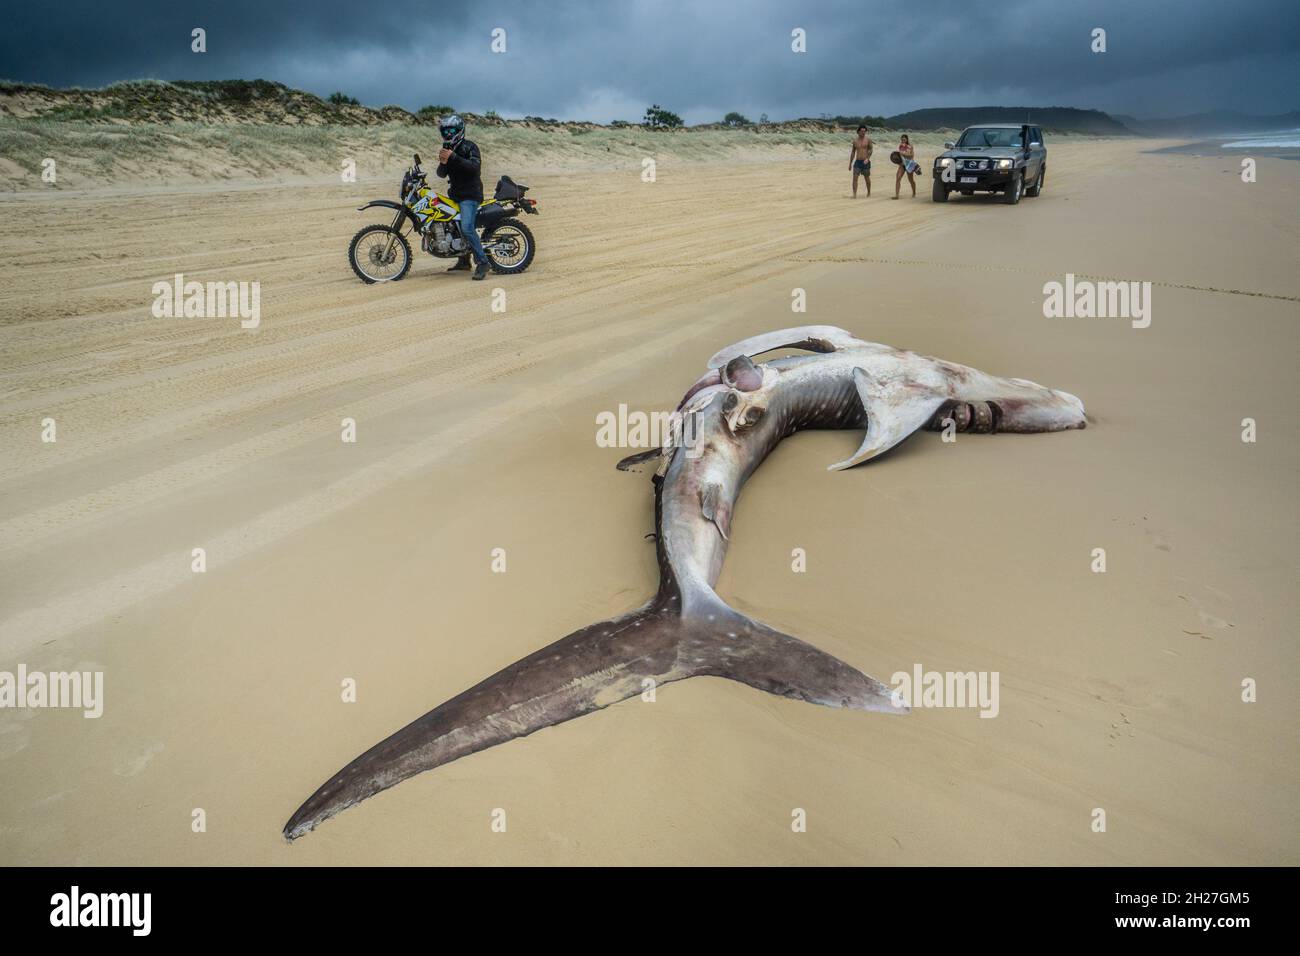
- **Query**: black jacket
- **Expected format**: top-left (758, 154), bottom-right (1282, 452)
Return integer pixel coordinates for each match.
top-left (436, 139), bottom-right (483, 202)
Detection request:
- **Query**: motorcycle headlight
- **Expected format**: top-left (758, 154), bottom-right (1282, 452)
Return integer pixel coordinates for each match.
top-left (996, 159), bottom-right (1013, 169)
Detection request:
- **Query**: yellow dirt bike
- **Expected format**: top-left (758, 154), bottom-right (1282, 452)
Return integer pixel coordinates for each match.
top-left (348, 153), bottom-right (538, 283)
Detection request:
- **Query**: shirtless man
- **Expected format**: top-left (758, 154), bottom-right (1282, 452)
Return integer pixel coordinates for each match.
top-left (849, 126), bottom-right (873, 197)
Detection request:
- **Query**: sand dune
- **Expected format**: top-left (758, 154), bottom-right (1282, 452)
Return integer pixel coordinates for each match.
top-left (0, 137), bottom-right (1296, 864)
top-left (0, 109), bottom-right (958, 191)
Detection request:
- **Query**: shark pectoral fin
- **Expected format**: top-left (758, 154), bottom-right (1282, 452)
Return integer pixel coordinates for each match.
top-left (827, 367), bottom-right (945, 471)
top-left (699, 483), bottom-right (732, 540)
top-left (616, 448), bottom-right (662, 471)
top-left (682, 612), bottom-right (905, 714)
top-left (707, 326), bottom-right (864, 369)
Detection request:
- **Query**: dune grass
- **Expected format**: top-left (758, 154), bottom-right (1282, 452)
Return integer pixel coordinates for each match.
top-left (0, 116), bottom-right (969, 190)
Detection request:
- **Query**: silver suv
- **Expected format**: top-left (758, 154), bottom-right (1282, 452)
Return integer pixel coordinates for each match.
top-left (932, 124), bottom-right (1047, 204)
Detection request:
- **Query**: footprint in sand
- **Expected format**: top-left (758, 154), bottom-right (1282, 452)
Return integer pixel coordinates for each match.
top-left (1176, 587), bottom-right (1236, 638)
top-left (0, 713), bottom-right (35, 760)
top-left (114, 741), bottom-right (164, 777)
top-left (1106, 711), bottom-right (1136, 741)
top-left (1145, 527), bottom-right (1172, 552)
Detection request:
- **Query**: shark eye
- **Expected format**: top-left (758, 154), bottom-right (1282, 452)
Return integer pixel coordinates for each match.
top-left (722, 392), bottom-right (739, 413)
top-left (742, 406), bottom-right (765, 426)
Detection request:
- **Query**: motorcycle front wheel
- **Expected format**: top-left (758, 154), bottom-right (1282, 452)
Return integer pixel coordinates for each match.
top-left (482, 219), bottom-right (536, 275)
top-left (348, 225), bottom-right (412, 283)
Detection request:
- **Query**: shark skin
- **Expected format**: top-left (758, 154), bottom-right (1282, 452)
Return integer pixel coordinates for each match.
top-left (282, 326), bottom-right (1086, 841)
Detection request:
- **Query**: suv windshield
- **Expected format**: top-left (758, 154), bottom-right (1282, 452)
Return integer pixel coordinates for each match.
top-left (957, 127), bottom-right (1025, 148)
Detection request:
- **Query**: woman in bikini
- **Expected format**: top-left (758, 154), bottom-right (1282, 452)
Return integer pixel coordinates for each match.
top-left (893, 134), bottom-right (917, 199)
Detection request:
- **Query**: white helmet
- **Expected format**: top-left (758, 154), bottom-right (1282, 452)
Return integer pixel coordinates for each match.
top-left (439, 114), bottom-right (466, 148)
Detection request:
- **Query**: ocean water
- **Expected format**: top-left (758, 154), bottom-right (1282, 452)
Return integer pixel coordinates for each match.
top-left (1148, 130), bottom-right (1300, 160)
top-left (1220, 129), bottom-right (1300, 149)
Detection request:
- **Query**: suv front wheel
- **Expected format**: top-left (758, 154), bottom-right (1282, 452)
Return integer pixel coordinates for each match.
top-left (1026, 165), bottom-right (1045, 197)
top-left (1002, 171), bottom-right (1023, 205)
top-left (932, 178), bottom-right (949, 202)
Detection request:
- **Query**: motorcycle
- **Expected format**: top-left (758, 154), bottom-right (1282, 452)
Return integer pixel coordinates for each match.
top-left (348, 153), bottom-right (539, 283)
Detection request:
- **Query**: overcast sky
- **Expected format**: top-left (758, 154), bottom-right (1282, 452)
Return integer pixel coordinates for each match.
top-left (4, 0), bottom-right (1297, 123)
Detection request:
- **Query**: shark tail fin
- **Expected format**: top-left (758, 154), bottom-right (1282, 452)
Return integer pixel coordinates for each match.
top-left (678, 601), bottom-right (905, 714)
top-left (284, 596), bottom-right (903, 840)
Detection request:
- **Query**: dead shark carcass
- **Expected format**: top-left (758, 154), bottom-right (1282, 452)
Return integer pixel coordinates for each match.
top-left (283, 325), bottom-right (1086, 840)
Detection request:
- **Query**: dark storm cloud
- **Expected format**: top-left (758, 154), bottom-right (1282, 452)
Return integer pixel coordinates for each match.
top-left (3, 0), bottom-right (1297, 120)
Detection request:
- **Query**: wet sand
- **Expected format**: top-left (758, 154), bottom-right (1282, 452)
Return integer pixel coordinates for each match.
top-left (1, 138), bottom-right (1297, 864)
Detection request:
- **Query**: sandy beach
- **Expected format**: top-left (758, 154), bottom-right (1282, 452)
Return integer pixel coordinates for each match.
top-left (1, 136), bottom-right (1297, 865)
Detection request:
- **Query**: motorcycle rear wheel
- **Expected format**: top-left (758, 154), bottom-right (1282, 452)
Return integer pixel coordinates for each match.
top-left (349, 225), bottom-right (412, 283)
top-left (482, 219), bottom-right (536, 275)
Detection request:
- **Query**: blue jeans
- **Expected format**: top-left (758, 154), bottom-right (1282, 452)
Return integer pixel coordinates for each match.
top-left (457, 200), bottom-right (488, 265)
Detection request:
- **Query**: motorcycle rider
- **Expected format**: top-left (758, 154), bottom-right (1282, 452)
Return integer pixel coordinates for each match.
top-left (436, 114), bottom-right (489, 280)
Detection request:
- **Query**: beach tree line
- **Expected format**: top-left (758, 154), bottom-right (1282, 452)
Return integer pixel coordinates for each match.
top-left (320, 93), bottom-right (890, 130)
top-left (724, 111), bottom-right (891, 128)
top-left (643, 104), bottom-right (684, 128)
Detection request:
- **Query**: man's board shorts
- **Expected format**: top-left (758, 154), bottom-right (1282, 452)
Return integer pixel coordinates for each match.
top-left (854, 159), bottom-right (871, 173)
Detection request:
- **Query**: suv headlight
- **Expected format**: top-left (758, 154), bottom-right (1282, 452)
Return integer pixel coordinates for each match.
top-left (996, 159), bottom-right (1013, 169)
top-left (937, 157), bottom-right (953, 167)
